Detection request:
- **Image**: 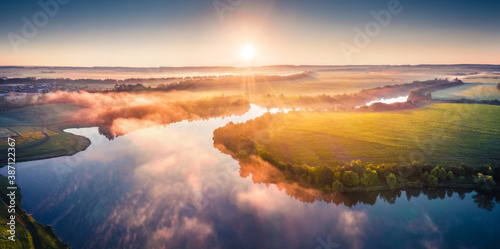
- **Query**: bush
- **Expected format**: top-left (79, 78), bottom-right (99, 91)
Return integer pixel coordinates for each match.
top-left (474, 173), bottom-right (495, 191)
top-left (406, 181), bottom-right (422, 188)
top-left (458, 176), bottom-right (466, 183)
top-left (451, 165), bottom-right (465, 176)
top-left (332, 180), bottom-right (345, 193)
top-left (447, 171), bottom-right (454, 181)
top-left (386, 173), bottom-right (397, 189)
top-left (361, 169), bottom-right (378, 187)
top-left (333, 171), bottom-right (341, 181)
top-left (342, 170), bottom-right (360, 187)
top-left (427, 175), bottom-right (438, 188)
top-left (431, 166), bottom-right (447, 181)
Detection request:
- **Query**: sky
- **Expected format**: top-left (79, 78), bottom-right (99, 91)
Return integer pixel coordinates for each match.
top-left (0, 0), bottom-right (499, 67)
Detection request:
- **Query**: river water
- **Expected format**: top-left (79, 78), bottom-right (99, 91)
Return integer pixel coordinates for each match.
top-left (2, 105), bottom-right (499, 249)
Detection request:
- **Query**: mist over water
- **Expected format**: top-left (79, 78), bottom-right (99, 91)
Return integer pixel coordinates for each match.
top-left (1, 105), bottom-right (499, 249)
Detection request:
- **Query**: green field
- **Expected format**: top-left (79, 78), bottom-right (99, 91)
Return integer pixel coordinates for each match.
top-left (233, 104), bottom-right (500, 167)
top-left (0, 104), bottom-right (91, 165)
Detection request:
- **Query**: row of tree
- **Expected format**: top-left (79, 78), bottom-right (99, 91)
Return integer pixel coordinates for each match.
top-left (214, 117), bottom-right (499, 194)
top-left (261, 156), bottom-right (498, 193)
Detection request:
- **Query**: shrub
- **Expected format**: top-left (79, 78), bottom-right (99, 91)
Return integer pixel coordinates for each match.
top-left (332, 180), bottom-right (345, 193)
top-left (447, 171), bottom-right (454, 181)
top-left (451, 165), bottom-right (465, 176)
top-left (431, 166), bottom-right (447, 181)
top-left (386, 173), bottom-right (397, 189)
top-left (406, 181), bottom-right (422, 188)
top-left (474, 173), bottom-right (495, 191)
top-left (342, 170), bottom-right (360, 187)
top-left (333, 171), bottom-right (341, 181)
top-left (427, 175), bottom-right (438, 188)
top-left (458, 176), bottom-right (466, 183)
top-left (361, 169), bottom-right (378, 187)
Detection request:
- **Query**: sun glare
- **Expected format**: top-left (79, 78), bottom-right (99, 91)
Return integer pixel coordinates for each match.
top-left (240, 45), bottom-right (255, 60)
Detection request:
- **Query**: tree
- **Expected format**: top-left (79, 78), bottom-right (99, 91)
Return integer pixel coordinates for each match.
top-left (431, 166), bottom-right (446, 181)
top-left (458, 176), bottom-right (466, 183)
top-left (386, 173), bottom-right (397, 189)
top-left (447, 171), bottom-right (454, 181)
top-left (361, 169), bottom-right (378, 187)
top-left (332, 180), bottom-right (345, 193)
top-left (474, 173), bottom-right (494, 192)
top-left (342, 171), bottom-right (360, 187)
top-left (333, 171), bottom-right (342, 181)
top-left (427, 175), bottom-right (438, 188)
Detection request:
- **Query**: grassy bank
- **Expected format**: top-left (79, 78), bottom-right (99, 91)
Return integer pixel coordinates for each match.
top-left (217, 103), bottom-right (500, 167)
top-left (0, 104), bottom-right (91, 166)
top-left (214, 103), bottom-right (500, 194)
top-left (0, 176), bottom-right (68, 249)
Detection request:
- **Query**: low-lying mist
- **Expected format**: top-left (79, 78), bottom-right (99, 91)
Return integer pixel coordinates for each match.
top-left (39, 91), bottom-right (250, 139)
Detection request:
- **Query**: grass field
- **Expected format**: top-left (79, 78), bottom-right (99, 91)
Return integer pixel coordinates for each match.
top-left (433, 83), bottom-right (500, 101)
top-left (244, 104), bottom-right (500, 167)
top-left (0, 104), bottom-right (91, 165)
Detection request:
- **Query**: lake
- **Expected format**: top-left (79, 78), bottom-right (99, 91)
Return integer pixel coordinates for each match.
top-left (2, 104), bottom-right (500, 249)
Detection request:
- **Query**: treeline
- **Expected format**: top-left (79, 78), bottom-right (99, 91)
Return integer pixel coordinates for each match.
top-left (0, 77), bottom-right (182, 85)
top-left (298, 186), bottom-right (499, 210)
top-left (261, 157), bottom-right (498, 193)
top-left (0, 94), bottom-right (40, 111)
top-left (0, 72), bottom-right (311, 86)
top-left (407, 78), bottom-right (463, 103)
top-left (112, 81), bottom-right (195, 92)
top-left (441, 98), bottom-right (500, 106)
top-left (214, 114), bottom-right (499, 195)
top-left (176, 72), bottom-right (311, 88)
top-left (253, 79), bottom-right (460, 109)
top-left (238, 160), bottom-right (499, 210)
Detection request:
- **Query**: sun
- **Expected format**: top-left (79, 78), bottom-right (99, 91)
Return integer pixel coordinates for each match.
top-left (240, 45), bottom-right (255, 60)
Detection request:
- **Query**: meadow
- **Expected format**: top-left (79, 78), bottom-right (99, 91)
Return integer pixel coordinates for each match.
top-left (0, 104), bottom-right (91, 164)
top-left (216, 103), bottom-right (500, 168)
top-left (214, 103), bottom-right (500, 194)
top-left (433, 83), bottom-right (500, 101)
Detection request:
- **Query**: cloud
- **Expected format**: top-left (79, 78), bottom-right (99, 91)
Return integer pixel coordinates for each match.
top-left (405, 214), bottom-right (443, 249)
top-left (336, 210), bottom-right (368, 249)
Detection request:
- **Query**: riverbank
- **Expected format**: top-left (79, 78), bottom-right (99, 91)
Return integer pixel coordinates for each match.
top-left (214, 103), bottom-right (500, 196)
top-left (0, 104), bottom-right (92, 167)
top-left (0, 175), bottom-right (68, 249)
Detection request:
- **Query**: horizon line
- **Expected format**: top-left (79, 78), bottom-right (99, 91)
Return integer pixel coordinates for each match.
top-left (1, 63), bottom-right (500, 69)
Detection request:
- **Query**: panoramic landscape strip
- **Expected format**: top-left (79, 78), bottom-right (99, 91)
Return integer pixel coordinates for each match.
top-left (2, 0), bottom-right (500, 248)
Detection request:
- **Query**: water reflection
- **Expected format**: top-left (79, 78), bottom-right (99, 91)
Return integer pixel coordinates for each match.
top-left (1, 105), bottom-right (500, 249)
top-left (235, 155), bottom-right (500, 210)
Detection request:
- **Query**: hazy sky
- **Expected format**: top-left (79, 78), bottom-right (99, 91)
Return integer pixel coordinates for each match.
top-left (1, 0), bottom-right (499, 67)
